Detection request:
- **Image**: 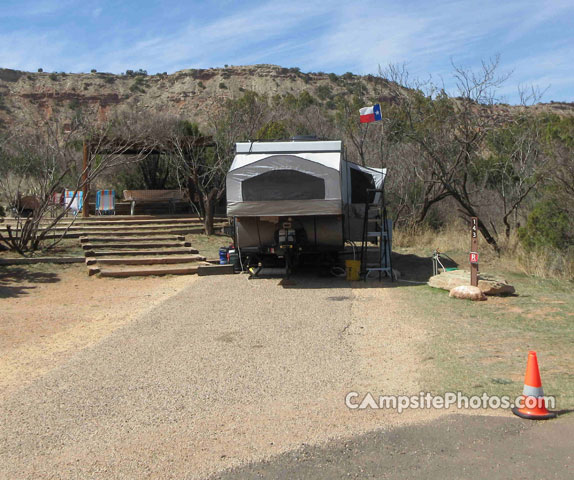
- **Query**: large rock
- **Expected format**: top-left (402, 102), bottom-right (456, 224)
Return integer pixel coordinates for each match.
top-left (449, 285), bottom-right (487, 301)
top-left (428, 270), bottom-right (515, 296)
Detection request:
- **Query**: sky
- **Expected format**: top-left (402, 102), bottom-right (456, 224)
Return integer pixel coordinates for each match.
top-left (1, 0), bottom-right (573, 104)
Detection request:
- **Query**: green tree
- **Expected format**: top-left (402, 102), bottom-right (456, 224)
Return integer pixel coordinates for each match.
top-left (378, 58), bottom-right (511, 250)
top-left (256, 121), bottom-right (290, 140)
top-left (519, 199), bottom-right (572, 250)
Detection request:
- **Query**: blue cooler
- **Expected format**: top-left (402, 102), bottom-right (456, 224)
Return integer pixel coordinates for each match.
top-left (219, 247), bottom-right (229, 265)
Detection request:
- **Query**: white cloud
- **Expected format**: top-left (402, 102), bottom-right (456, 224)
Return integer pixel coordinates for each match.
top-left (0, 0), bottom-right (572, 102)
top-left (1, 0), bottom-right (78, 17)
top-left (0, 30), bottom-right (67, 72)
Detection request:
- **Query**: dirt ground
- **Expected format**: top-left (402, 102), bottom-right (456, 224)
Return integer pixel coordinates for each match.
top-left (0, 264), bottom-right (197, 398)
top-left (0, 260), bottom-right (571, 479)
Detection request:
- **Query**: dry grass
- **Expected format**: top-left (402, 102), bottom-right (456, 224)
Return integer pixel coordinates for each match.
top-left (408, 276), bottom-right (574, 408)
top-left (393, 223), bottom-right (574, 406)
top-left (514, 245), bottom-right (574, 280)
top-left (188, 233), bottom-right (232, 259)
top-left (393, 222), bottom-right (574, 281)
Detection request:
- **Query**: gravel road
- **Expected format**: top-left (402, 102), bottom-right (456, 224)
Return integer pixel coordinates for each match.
top-left (0, 274), bottom-right (433, 479)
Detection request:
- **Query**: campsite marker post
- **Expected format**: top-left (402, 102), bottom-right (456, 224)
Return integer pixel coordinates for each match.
top-left (470, 217), bottom-right (479, 287)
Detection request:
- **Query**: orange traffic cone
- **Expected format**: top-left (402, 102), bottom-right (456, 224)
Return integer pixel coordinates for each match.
top-left (512, 351), bottom-right (556, 420)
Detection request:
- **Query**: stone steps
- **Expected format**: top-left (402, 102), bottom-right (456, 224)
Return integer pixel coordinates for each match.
top-left (0, 227), bottom-right (212, 239)
top-left (83, 241), bottom-right (191, 250)
top-left (73, 215), bottom-right (219, 278)
top-left (80, 235), bottom-right (185, 243)
top-left (86, 255), bottom-right (206, 266)
top-left (85, 247), bottom-right (199, 257)
top-left (2, 214), bottom-right (223, 223)
top-left (1, 217), bottom-right (205, 226)
top-left (0, 222), bottom-right (225, 239)
top-left (34, 224), bottom-right (213, 232)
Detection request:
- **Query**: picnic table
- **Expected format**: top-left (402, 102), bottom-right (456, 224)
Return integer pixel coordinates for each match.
top-left (122, 190), bottom-right (186, 215)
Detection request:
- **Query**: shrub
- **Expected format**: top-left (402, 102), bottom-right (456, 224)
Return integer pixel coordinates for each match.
top-left (129, 76), bottom-right (146, 93)
top-left (49, 73), bottom-right (58, 81)
top-left (37, 68), bottom-right (43, 73)
top-left (91, 69), bottom-right (97, 73)
top-left (297, 91), bottom-right (314, 109)
top-left (328, 73), bottom-right (338, 83)
top-left (256, 121), bottom-right (290, 141)
top-left (315, 84), bottom-right (332, 100)
top-left (219, 82), bottom-right (227, 89)
top-left (519, 199), bottom-right (572, 251)
top-left (68, 99), bottom-right (81, 111)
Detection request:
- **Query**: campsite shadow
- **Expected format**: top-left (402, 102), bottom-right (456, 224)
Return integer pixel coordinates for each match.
top-left (0, 266), bottom-right (61, 299)
top-left (278, 251), bottom-right (458, 290)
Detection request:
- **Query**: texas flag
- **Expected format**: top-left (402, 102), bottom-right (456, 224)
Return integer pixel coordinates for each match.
top-left (359, 104), bottom-right (382, 123)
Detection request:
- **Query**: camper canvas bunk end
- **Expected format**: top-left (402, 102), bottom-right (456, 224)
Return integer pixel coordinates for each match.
top-left (226, 139), bottom-right (388, 271)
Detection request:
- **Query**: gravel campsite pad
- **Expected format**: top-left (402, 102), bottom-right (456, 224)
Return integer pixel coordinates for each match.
top-left (0, 273), bottom-right (444, 479)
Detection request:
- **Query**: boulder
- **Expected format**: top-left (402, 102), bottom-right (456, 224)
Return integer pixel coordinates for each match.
top-left (477, 277), bottom-right (515, 296)
top-left (449, 285), bottom-right (487, 301)
top-left (428, 270), bottom-right (515, 296)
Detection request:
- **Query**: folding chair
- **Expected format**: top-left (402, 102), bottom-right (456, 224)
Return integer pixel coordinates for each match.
top-left (47, 192), bottom-right (64, 218)
top-left (64, 190), bottom-right (83, 215)
top-left (96, 190), bottom-right (116, 215)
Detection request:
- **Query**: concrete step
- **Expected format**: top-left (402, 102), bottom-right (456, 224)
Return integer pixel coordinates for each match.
top-left (86, 254), bottom-right (206, 266)
top-left (94, 262), bottom-right (212, 277)
top-left (85, 247), bottom-right (199, 257)
top-left (197, 264), bottom-right (235, 276)
top-left (80, 235), bottom-right (185, 243)
top-left (82, 241), bottom-right (190, 250)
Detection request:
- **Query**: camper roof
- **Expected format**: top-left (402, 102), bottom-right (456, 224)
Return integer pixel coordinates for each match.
top-left (236, 140), bottom-right (342, 154)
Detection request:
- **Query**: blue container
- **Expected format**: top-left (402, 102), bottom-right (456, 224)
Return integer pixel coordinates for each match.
top-left (219, 247), bottom-right (229, 265)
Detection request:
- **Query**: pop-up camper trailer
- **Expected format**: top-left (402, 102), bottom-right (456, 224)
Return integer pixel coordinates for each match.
top-left (226, 139), bottom-right (389, 272)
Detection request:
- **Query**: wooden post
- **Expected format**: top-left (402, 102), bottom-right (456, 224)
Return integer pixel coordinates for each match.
top-left (82, 140), bottom-right (90, 218)
top-left (470, 217), bottom-right (478, 286)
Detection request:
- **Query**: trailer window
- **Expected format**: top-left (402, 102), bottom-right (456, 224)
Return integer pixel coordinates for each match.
top-left (242, 170), bottom-right (325, 201)
top-left (350, 168), bottom-right (376, 203)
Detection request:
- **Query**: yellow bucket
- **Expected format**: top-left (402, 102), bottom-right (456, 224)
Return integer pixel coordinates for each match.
top-left (345, 259), bottom-right (361, 281)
